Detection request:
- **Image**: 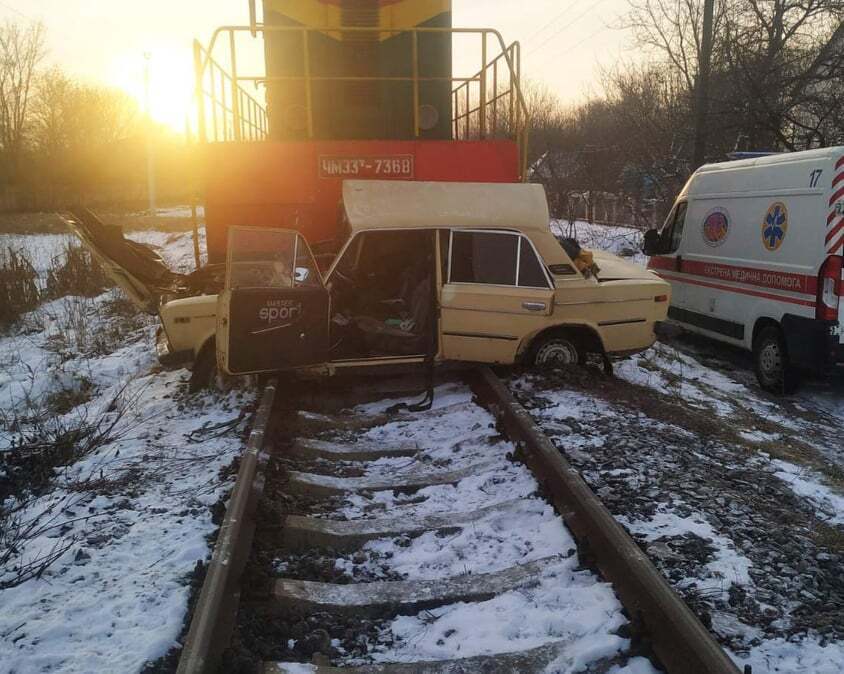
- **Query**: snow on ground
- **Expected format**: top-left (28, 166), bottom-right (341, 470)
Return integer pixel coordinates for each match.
top-left (551, 219), bottom-right (646, 266)
top-left (615, 340), bottom-right (844, 503)
top-left (1, 229), bottom-right (252, 673)
top-left (617, 506), bottom-right (753, 592)
top-left (0, 234), bottom-right (72, 277)
top-left (130, 205), bottom-right (206, 219)
top-left (0, 230), bottom-right (202, 422)
top-left (575, 221), bottom-right (844, 503)
top-left (511, 221), bottom-right (844, 674)
top-left (513, 371), bottom-right (844, 673)
top-left (771, 459), bottom-right (844, 526)
top-left (378, 569), bottom-right (629, 666)
top-left (0, 373), bottom-right (253, 673)
top-left (127, 228), bottom-right (208, 270)
top-left (292, 383), bottom-right (655, 672)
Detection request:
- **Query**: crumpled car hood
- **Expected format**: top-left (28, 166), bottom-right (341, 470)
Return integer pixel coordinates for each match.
top-left (590, 249), bottom-right (657, 282)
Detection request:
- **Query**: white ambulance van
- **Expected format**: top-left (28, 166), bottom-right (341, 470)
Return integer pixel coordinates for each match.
top-left (643, 147), bottom-right (844, 392)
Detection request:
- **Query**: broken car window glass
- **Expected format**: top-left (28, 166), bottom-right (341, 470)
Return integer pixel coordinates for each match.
top-left (228, 229), bottom-right (296, 290)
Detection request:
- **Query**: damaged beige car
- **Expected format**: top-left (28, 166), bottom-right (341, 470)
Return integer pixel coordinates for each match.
top-left (61, 208), bottom-right (224, 390)
top-left (64, 181), bottom-right (670, 389)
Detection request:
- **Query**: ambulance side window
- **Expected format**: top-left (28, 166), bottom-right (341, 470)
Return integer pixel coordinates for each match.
top-left (661, 202), bottom-right (687, 254)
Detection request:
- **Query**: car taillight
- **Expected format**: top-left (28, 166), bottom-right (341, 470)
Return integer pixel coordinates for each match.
top-left (816, 256), bottom-right (842, 320)
top-left (654, 295), bottom-right (668, 303)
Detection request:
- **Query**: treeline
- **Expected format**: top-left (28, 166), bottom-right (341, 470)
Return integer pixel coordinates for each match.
top-left (529, 0), bottom-right (844, 226)
top-left (0, 21), bottom-right (193, 211)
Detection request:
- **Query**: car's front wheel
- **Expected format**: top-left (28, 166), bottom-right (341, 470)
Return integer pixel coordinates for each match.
top-left (753, 325), bottom-right (799, 394)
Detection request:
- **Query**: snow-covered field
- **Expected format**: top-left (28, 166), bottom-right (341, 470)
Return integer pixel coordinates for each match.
top-left (551, 219), bottom-right (646, 266)
top-left (0, 228), bottom-right (250, 673)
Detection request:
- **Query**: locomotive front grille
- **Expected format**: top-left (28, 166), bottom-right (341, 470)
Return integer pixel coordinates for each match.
top-left (341, 0), bottom-right (379, 32)
top-left (340, 0), bottom-right (379, 110)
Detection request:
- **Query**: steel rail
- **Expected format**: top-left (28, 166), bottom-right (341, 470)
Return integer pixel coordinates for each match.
top-left (176, 379), bottom-right (278, 674)
top-left (470, 366), bottom-right (741, 674)
top-left (175, 368), bottom-right (738, 673)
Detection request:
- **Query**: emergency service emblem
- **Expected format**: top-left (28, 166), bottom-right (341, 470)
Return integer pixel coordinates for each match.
top-left (702, 207), bottom-right (729, 247)
top-left (762, 202), bottom-right (788, 251)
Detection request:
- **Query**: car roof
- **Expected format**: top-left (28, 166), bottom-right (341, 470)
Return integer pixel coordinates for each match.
top-left (342, 180), bottom-right (550, 233)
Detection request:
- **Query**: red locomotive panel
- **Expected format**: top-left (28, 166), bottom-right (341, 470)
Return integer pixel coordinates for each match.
top-left (203, 139), bottom-right (520, 262)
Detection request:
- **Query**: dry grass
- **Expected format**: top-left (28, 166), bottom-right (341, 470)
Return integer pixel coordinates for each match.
top-left (0, 381), bottom-right (148, 589)
top-left (0, 247), bottom-right (40, 328)
top-left (45, 241), bottom-right (111, 299)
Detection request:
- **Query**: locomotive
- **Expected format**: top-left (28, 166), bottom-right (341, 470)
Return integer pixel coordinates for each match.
top-left (194, 0), bottom-right (529, 262)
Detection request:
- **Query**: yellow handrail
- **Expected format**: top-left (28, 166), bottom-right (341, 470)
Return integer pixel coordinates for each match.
top-left (194, 25), bottom-right (530, 179)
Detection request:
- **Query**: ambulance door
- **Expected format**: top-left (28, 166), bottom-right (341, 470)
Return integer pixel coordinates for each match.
top-left (217, 227), bottom-right (329, 375)
top-left (648, 201), bottom-right (688, 310)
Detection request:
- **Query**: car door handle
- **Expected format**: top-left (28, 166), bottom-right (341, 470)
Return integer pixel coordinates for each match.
top-left (522, 301), bottom-right (546, 312)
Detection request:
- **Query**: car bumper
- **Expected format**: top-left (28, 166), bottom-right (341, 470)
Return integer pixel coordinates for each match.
top-left (156, 328), bottom-right (193, 368)
top-left (782, 315), bottom-right (841, 372)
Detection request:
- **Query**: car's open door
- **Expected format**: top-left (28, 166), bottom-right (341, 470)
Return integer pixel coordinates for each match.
top-left (217, 227), bottom-right (330, 375)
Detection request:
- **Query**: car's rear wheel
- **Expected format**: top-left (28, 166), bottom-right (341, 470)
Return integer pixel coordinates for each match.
top-left (753, 325), bottom-right (799, 394)
top-left (532, 335), bottom-right (581, 368)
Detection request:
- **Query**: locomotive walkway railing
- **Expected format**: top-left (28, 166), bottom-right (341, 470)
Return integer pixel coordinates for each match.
top-left (193, 25), bottom-right (530, 179)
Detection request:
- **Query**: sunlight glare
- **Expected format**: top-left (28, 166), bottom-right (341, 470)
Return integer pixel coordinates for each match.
top-left (107, 46), bottom-right (195, 135)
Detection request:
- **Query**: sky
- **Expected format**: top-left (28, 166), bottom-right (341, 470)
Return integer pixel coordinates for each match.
top-left (0, 0), bottom-right (635, 133)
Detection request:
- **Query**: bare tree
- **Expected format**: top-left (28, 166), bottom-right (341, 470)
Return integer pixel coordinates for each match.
top-left (625, 0), bottom-right (844, 154)
top-left (0, 20), bottom-right (46, 179)
top-left (29, 69), bottom-right (141, 202)
top-left (625, 0), bottom-right (729, 93)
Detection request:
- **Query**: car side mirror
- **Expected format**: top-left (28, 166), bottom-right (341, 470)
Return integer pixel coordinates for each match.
top-left (642, 229), bottom-right (661, 256)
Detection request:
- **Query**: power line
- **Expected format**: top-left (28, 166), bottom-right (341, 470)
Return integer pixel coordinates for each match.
top-left (0, 0), bottom-right (33, 22)
top-left (526, 0), bottom-right (610, 59)
top-left (554, 23), bottom-right (610, 58)
top-left (533, 0), bottom-right (615, 66)
top-left (523, 0), bottom-right (584, 45)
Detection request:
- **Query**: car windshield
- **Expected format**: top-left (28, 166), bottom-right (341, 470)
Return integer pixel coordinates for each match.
top-left (227, 229), bottom-right (297, 289)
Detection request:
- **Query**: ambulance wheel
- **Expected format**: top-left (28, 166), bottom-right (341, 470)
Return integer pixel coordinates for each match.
top-left (753, 326), bottom-right (799, 394)
top-left (532, 335), bottom-right (581, 368)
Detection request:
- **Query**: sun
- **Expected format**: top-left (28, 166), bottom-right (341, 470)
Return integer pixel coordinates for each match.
top-left (108, 46), bottom-right (196, 135)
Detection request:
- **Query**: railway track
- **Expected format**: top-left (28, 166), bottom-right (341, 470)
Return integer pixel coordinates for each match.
top-left (176, 368), bottom-right (741, 674)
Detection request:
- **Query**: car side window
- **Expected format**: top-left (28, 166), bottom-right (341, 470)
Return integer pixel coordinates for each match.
top-left (518, 238), bottom-right (550, 288)
top-left (450, 231), bottom-right (518, 285)
top-left (661, 202), bottom-right (687, 254)
top-left (439, 229), bottom-right (450, 284)
top-left (447, 231), bottom-right (551, 289)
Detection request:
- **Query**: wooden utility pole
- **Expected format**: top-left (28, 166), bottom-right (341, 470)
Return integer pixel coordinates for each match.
top-left (692, 0), bottom-right (715, 168)
top-left (144, 52), bottom-right (157, 213)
